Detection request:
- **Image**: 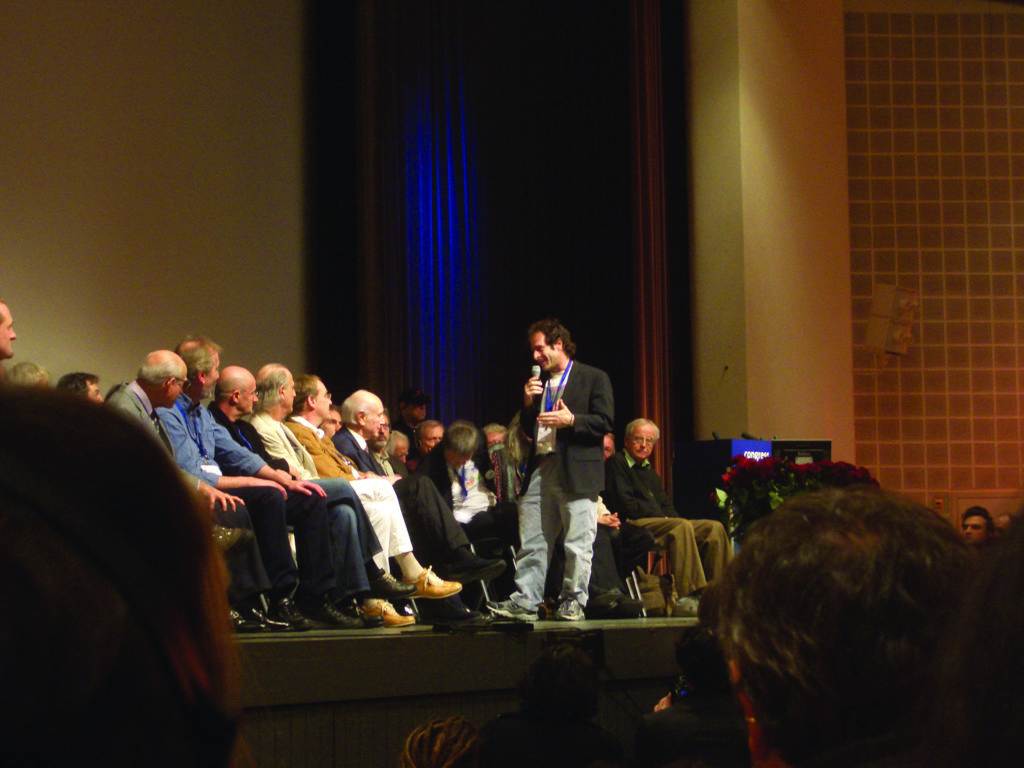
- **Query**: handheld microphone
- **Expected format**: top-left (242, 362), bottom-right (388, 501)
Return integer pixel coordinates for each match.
top-left (531, 365), bottom-right (541, 379)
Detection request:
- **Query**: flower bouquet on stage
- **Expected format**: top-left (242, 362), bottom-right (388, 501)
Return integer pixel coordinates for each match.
top-left (716, 456), bottom-right (877, 542)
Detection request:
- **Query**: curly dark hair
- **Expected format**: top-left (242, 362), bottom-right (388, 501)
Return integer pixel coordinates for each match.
top-left (399, 716), bottom-right (478, 768)
top-left (527, 318), bottom-right (576, 358)
top-left (715, 487), bottom-right (971, 765)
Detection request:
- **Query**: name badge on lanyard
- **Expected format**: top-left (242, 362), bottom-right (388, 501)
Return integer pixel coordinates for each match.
top-left (536, 360), bottom-right (573, 454)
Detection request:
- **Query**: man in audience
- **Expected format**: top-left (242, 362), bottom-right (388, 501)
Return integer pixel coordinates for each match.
top-left (107, 350), bottom-right (285, 632)
top-left (158, 336), bottom-right (347, 630)
top-left (489, 318), bottom-right (614, 622)
top-left (481, 423), bottom-right (518, 504)
top-left (716, 487), bottom-right (971, 766)
top-left (0, 298), bottom-right (15, 379)
top-left (373, 410), bottom-right (409, 478)
top-left (8, 361), bottom-right (49, 386)
top-left (408, 419), bottom-right (443, 472)
top-left (56, 372), bottom-right (104, 402)
top-left (210, 365), bottom-right (408, 627)
top-left (322, 407), bottom-right (343, 440)
top-left (417, 419), bottom-right (518, 561)
top-left (393, 386), bottom-right (430, 464)
top-left (961, 505), bottom-right (995, 549)
top-left (603, 418), bottom-right (731, 614)
top-left (385, 428), bottom-right (411, 476)
top-left (335, 389), bottom-right (501, 586)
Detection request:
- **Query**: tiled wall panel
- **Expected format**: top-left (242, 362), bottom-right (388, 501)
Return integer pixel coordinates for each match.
top-left (846, 11), bottom-right (1024, 506)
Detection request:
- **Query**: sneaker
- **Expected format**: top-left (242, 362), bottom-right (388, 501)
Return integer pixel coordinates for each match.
top-left (555, 597), bottom-right (584, 622)
top-left (403, 566), bottom-right (462, 599)
top-left (486, 599), bottom-right (536, 621)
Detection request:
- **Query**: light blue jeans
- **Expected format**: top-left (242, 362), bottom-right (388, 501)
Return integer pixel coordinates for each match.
top-left (509, 455), bottom-right (597, 608)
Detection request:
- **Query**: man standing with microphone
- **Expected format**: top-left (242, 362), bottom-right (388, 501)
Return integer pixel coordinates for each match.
top-left (489, 318), bottom-right (614, 621)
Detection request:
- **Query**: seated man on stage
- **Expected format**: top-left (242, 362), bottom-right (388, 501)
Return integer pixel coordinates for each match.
top-left (248, 366), bottom-right (462, 625)
top-left (417, 420), bottom-right (518, 562)
top-left (107, 349), bottom-right (285, 633)
top-left (603, 418), bottom-right (731, 615)
top-left (407, 419), bottom-right (443, 473)
top-left (372, 409), bottom-right (409, 479)
top-left (334, 389), bottom-right (501, 583)
top-left (210, 365), bottom-right (414, 627)
top-left (157, 336), bottom-right (343, 630)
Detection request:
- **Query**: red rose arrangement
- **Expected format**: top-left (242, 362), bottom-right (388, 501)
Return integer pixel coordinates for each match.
top-left (716, 456), bottom-right (877, 542)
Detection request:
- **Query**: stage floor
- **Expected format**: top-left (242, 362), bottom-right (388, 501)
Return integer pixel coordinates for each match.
top-left (239, 616), bottom-right (695, 766)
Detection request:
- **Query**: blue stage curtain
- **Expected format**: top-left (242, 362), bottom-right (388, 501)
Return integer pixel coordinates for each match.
top-left (356, 1), bottom-right (483, 425)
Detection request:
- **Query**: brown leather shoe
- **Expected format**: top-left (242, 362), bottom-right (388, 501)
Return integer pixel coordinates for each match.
top-left (361, 598), bottom-right (415, 627)
top-left (403, 566), bottom-right (462, 599)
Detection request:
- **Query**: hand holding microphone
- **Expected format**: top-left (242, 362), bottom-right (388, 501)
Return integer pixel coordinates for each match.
top-left (524, 363), bottom-right (543, 406)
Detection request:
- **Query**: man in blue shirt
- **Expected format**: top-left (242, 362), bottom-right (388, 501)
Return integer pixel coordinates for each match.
top-left (160, 335), bottom-right (352, 630)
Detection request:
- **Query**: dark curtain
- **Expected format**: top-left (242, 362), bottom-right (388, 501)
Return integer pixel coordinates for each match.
top-left (307, 1), bottom-right (691, 459)
top-left (630, 1), bottom-right (673, 483)
top-left (356, 2), bottom-right (482, 425)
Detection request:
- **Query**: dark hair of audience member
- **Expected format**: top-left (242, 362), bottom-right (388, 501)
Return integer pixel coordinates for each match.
top-left (923, 516), bottom-right (1024, 767)
top-left (399, 716), bottom-right (478, 768)
top-left (519, 643), bottom-right (600, 723)
top-left (56, 371), bottom-right (99, 395)
top-left (0, 387), bottom-right (239, 765)
top-left (962, 504), bottom-right (995, 534)
top-left (715, 487), bottom-right (971, 766)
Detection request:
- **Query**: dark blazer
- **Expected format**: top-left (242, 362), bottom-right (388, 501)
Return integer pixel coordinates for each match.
top-left (603, 450), bottom-right (678, 521)
top-left (417, 444), bottom-right (495, 511)
top-left (520, 360), bottom-right (614, 496)
top-left (333, 428), bottom-right (384, 475)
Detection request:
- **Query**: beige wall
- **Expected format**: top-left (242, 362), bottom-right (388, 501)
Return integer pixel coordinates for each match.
top-left (844, 0), bottom-right (1024, 513)
top-left (688, 0), bottom-right (855, 460)
top-left (0, 0), bottom-right (304, 389)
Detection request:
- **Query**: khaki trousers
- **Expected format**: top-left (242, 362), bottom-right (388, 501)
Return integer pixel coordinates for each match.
top-left (626, 517), bottom-right (732, 597)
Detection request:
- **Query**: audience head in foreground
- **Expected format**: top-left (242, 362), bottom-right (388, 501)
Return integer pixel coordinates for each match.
top-left (56, 371), bottom-right (104, 402)
top-left (925, 517), bottom-right (1024, 768)
top-left (715, 487), bottom-right (971, 767)
top-left (399, 715), bottom-right (478, 768)
top-left (0, 387), bottom-right (237, 765)
top-left (8, 361), bottom-right (49, 387)
top-left (960, 505), bottom-right (994, 548)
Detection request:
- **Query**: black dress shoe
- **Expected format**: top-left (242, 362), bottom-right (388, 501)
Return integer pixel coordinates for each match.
top-left (303, 597), bottom-right (364, 629)
top-left (266, 597), bottom-right (313, 631)
top-left (369, 571), bottom-right (418, 599)
top-left (251, 605), bottom-right (291, 632)
top-left (339, 599), bottom-right (385, 628)
top-left (230, 608), bottom-right (266, 633)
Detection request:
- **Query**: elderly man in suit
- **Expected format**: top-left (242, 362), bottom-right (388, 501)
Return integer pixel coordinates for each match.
top-left (335, 388), bottom-right (502, 585)
top-left (249, 367), bottom-right (462, 610)
top-left (489, 318), bottom-right (614, 622)
top-left (106, 350), bottom-right (289, 632)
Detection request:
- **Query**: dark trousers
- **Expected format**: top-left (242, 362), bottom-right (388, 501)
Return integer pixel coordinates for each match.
top-left (232, 485), bottom-right (335, 601)
top-left (545, 524), bottom-right (625, 599)
top-left (462, 502), bottom-right (519, 550)
top-left (215, 503), bottom-right (271, 606)
top-left (393, 476), bottom-right (470, 567)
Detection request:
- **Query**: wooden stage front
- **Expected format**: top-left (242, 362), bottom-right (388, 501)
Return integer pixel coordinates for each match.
top-left (239, 616), bottom-right (696, 767)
